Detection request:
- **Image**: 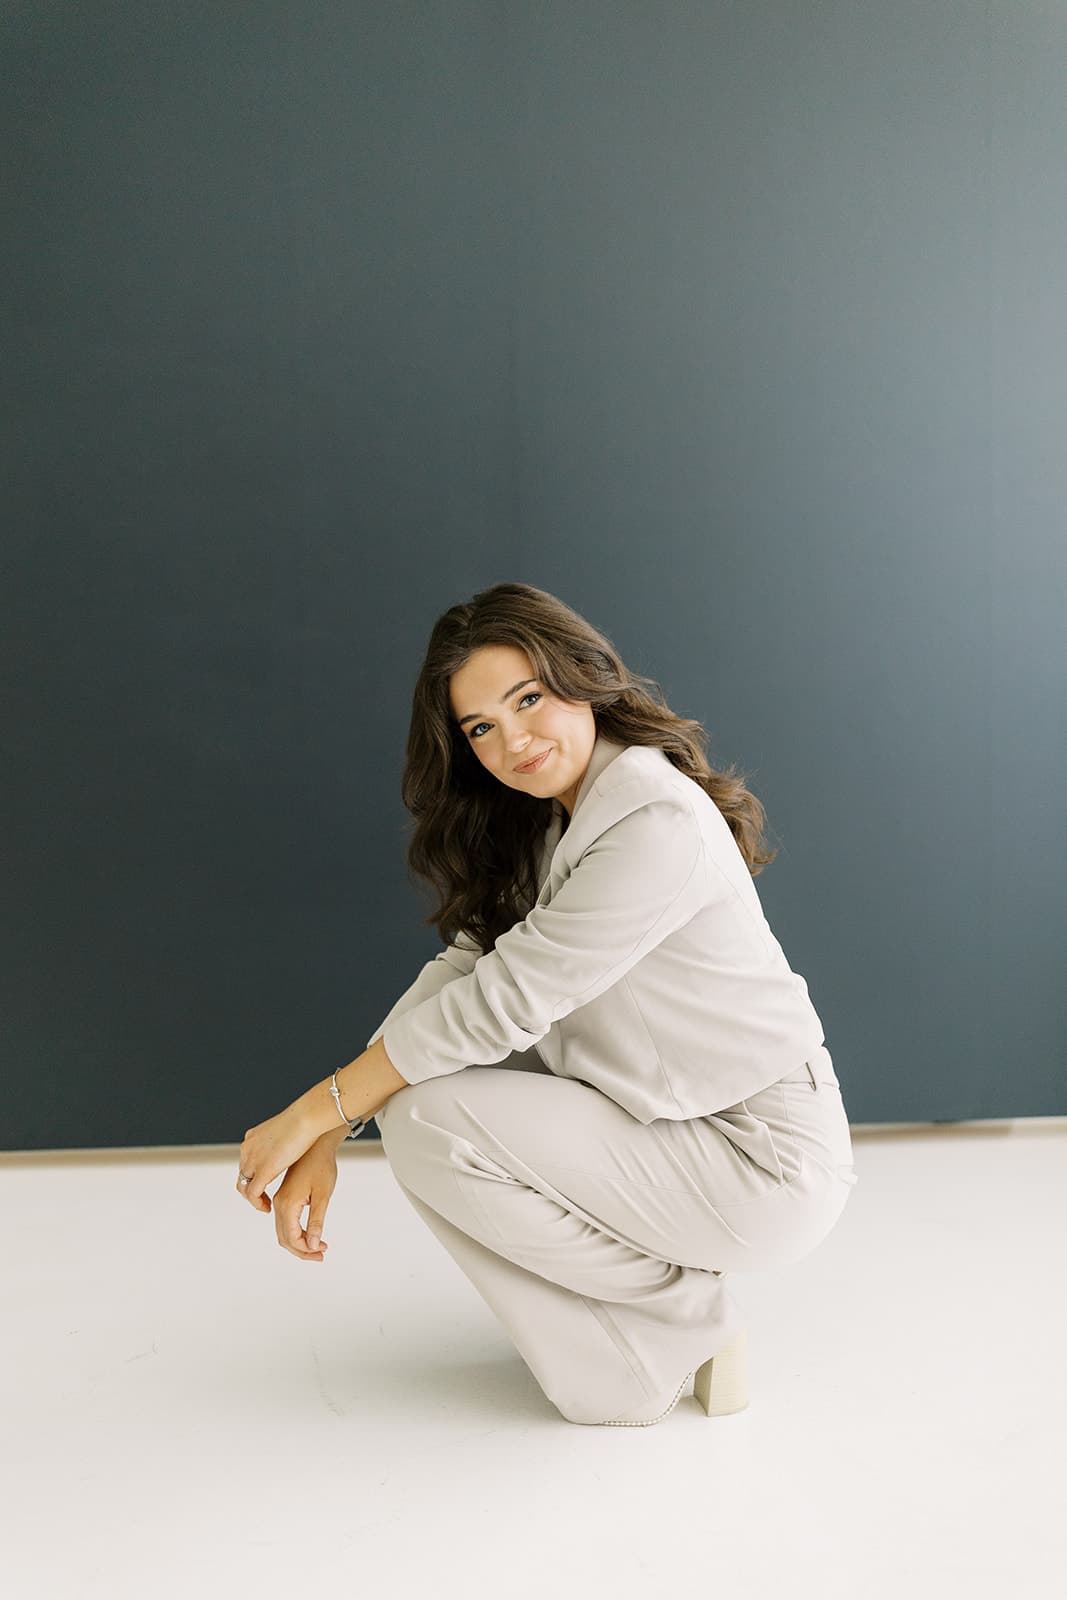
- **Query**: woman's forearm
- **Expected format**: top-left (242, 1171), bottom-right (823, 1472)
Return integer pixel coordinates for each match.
top-left (299, 1035), bottom-right (410, 1142)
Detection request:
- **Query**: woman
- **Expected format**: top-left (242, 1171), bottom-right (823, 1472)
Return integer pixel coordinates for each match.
top-left (236, 582), bottom-right (859, 1427)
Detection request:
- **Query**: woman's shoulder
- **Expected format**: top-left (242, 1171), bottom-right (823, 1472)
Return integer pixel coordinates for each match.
top-left (597, 741), bottom-right (673, 785)
top-left (594, 742), bottom-right (701, 810)
top-left (564, 744), bottom-right (705, 854)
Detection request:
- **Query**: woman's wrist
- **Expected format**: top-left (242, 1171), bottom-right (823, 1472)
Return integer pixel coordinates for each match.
top-left (300, 1037), bottom-right (410, 1142)
top-left (318, 1122), bottom-right (351, 1151)
top-left (299, 1073), bottom-right (356, 1141)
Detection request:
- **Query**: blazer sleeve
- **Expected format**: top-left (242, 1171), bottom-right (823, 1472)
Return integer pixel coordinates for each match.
top-left (381, 792), bottom-right (708, 1085)
top-left (365, 932), bottom-right (481, 1052)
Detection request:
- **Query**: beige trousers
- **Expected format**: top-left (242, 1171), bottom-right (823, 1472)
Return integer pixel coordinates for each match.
top-left (373, 1043), bottom-right (858, 1423)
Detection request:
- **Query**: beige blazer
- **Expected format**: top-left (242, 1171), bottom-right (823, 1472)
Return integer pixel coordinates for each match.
top-left (367, 732), bottom-right (827, 1122)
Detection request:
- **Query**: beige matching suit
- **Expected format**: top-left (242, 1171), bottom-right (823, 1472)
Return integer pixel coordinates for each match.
top-left (367, 733), bottom-right (859, 1423)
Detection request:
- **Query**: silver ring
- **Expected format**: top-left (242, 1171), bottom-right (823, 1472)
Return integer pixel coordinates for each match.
top-left (238, 1172), bottom-right (252, 1186)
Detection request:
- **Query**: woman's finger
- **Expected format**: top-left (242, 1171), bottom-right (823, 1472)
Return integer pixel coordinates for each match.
top-left (282, 1208), bottom-right (324, 1260)
top-left (236, 1165), bottom-right (271, 1210)
top-left (237, 1138), bottom-right (277, 1206)
top-left (307, 1199), bottom-right (330, 1253)
top-left (242, 1166), bottom-right (271, 1206)
top-left (280, 1203), bottom-right (309, 1252)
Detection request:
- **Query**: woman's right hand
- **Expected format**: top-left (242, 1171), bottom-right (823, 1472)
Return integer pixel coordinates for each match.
top-left (272, 1133), bottom-right (344, 1262)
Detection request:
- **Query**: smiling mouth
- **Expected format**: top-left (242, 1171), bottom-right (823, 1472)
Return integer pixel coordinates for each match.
top-left (516, 749), bottom-right (551, 773)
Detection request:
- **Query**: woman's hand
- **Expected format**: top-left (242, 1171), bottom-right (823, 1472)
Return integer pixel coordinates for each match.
top-left (272, 1137), bottom-right (342, 1262)
top-left (236, 1099), bottom-right (322, 1210)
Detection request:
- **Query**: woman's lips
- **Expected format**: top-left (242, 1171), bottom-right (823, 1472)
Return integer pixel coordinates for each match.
top-left (516, 748), bottom-right (551, 773)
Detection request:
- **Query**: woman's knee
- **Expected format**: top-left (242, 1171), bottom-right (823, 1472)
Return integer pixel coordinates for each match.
top-left (373, 1074), bottom-right (451, 1149)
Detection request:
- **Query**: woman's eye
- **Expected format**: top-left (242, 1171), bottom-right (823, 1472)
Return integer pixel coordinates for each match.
top-left (470, 691), bottom-right (540, 740)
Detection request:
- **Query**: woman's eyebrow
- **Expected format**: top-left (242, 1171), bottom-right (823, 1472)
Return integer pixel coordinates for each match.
top-left (456, 678), bottom-right (538, 728)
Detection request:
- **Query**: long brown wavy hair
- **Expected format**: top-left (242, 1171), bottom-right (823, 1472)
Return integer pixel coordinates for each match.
top-left (398, 582), bottom-right (779, 954)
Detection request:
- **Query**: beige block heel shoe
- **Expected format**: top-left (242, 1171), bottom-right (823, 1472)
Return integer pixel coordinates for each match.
top-left (590, 1330), bottom-right (749, 1427)
top-left (693, 1330), bottom-right (748, 1417)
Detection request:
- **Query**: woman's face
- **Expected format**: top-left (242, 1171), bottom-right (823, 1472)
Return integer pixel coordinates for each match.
top-left (449, 644), bottom-right (597, 818)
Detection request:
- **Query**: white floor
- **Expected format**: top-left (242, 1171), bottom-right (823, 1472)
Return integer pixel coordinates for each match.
top-left (3, 1119), bottom-right (1065, 1600)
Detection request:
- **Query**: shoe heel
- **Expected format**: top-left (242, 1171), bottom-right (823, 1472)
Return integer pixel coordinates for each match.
top-left (693, 1330), bottom-right (748, 1417)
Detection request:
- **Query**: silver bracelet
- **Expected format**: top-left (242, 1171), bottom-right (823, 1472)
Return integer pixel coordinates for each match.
top-left (330, 1069), bottom-right (367, 1139)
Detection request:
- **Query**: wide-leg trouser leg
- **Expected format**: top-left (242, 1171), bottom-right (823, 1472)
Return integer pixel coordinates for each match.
top-left (373, 1055), bottom-right (856, 1424)
top-left (388, 1180), bottom-right (728, 1424)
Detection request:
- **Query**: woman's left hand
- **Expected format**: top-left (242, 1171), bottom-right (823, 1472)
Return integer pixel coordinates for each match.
top-left (236, 1099), bottom-right (320, 1211)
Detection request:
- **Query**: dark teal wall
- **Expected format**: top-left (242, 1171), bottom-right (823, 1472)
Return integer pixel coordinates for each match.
top-left (4, 3), bottom-right (1063, 1150)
